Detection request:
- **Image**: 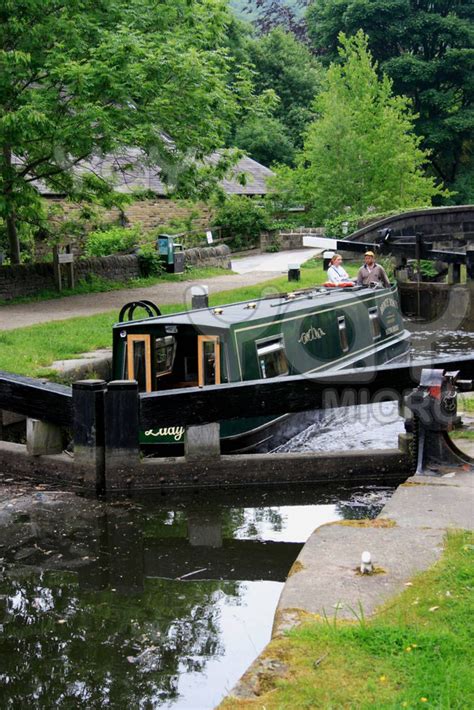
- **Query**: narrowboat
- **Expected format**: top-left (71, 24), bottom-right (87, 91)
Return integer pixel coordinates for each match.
top-left (112, 283), bottom-right (410, 454)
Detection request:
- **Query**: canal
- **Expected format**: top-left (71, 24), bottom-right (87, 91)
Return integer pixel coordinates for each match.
top-left (0, 325), bottom-right (471, 708)
top-left (0, 484), bottom-right (396, 708)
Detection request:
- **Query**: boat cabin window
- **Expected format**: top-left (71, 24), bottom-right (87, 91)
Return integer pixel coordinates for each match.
top-left (368, 307), bottom-right (381, 340)
top-left (198, 336), bottom-right (221, 386)
top-left (126, 334), bottom-right (152, 392)
top-left (257, 336), bottom-right (289, 379)
top-left (155, 335), bottom-right (177, 377)
top-left (337, 316), bottom-right (349, 353)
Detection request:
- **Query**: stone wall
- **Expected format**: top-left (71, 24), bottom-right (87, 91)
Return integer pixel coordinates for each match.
top-left (185, 244), bottom-right (231, 269)
top-left (398, 282), bottom-right (472, 328)
top-left (0, 248), bottom-right (230, 301)
top-left (39, 197), bottom-right (214, 259)
top-left (260, 227), bottom-right (325, 251)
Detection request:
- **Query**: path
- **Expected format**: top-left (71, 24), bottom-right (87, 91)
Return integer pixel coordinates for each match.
top-left (231, 248), bottom-right (321, 274)
top-left (0, 248), bottom-right (320, 331)
top-left (0, 271), bottom-right (282, 331)
top-left (0, 249), bottom-right (321, 331)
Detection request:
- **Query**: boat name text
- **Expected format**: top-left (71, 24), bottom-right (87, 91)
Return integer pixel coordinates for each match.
top-left (298, 326), bottom-right (326, 345)
top-left (379, 297), bottom-right (398, 315)
top-left (145, 427), bottom-right (185, 441)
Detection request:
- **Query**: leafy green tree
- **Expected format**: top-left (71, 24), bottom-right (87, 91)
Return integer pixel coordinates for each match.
top-left (235, 116), bottom-right (295, 166)
top-left (307, 0), bottom-right (474, 201)
top-left (272, 32), bottom-right (446, 223)
top-left (246, 28), bottom-right (324, 152)
top-left (0, 0), bottom-right (241, 262)
top-left (212, 194), bottom-right (269, 249)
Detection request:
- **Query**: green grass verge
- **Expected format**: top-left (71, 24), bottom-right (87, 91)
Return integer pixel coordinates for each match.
top-left (450, 429), bottom-right (474, 441)
top-left (219, 531), bottom-right (474, 709)
top-left (458, 394), bottom-right (474, 414)
top-left (0, 259), bottom-right (357, 377)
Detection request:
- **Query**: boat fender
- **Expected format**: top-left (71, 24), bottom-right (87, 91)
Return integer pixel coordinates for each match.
top-left (323, 282), bottom-right (354, 288)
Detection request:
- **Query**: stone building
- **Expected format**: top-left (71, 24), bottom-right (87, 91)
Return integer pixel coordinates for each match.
top-left (38, 150), bottom-right (275, 236)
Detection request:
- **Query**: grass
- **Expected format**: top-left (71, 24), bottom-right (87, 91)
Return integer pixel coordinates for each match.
top-left (450, 429), bottom-right (474, 441)
top-left (0, 266), bottom-right (229, 306)
top-left (219, 531), bottom-right (474, 709)
top-left (458, 394), bottom-right (474, 414)
top-left (0, 258), bottom-right (358, 377)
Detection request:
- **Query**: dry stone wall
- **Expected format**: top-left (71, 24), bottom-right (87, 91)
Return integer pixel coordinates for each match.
top-left (0, 248), bottom-right (229, 301)
top-left (260, 227), bottom-right (325, 251)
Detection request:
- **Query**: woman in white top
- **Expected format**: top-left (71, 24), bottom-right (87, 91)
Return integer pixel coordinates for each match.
top-left (326, 254), bottom-right (353, 284)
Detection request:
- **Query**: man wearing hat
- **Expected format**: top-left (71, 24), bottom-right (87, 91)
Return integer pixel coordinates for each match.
top-left (356, 251), bottom-right (391, 288)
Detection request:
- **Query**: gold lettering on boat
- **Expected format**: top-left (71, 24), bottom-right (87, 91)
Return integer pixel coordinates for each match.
top-left (144, 427), bottom-right (185, 441)
top-left (298, 326), bottom-right (326, 345)
top-left (380, 297), bottom-right (398, 315)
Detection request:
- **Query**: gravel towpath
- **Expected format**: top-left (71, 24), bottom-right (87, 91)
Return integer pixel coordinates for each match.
top-left (0, 270), bottom-right (281, 331)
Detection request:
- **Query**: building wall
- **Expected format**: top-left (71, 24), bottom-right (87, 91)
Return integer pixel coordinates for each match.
top-left (37, 197), bottom-right (215, 259)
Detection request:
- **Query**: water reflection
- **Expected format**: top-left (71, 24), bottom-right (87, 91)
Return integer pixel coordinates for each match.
top-left (0, 485), bottom-right (395, 708)
top-left (408, 326), bottom-right (474, 361)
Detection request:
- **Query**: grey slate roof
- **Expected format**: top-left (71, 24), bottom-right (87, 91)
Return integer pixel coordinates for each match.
top-left (27, 149), bottom-right (274, 198)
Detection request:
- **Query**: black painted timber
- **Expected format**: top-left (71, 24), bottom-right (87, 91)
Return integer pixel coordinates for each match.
top-left (0, 371), bottom-right (72, 426)
top-left (140, 355), bottom-right (474, 428)
top-left (334, 238), bottom-right (467, 264)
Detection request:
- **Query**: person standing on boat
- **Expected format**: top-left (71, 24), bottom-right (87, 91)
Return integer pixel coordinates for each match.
top-left (356, 251), bottom-right (391, 288)
top-left (327, 254), bottom-right (354, 284)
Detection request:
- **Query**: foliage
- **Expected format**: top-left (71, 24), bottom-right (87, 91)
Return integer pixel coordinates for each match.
top-left (417, 259), bottom-right (440, 280)
top-left (136, 243), bottom-right (164, 277)
top-left (307, 0), bottom-right (474, 200)
top-left (235, 116), bottom-right (295, 166)
top-left (323, 213), bottom-right (363, 238)
top-left (272, 32), bottom-right (447, 224)
top-left (241, 28), bottom-right (324, 161)
top-left (0, 0), bottom-right (244, 263)
top-left (212, 195), bottom-right (270, 249)
top-left (83, 226), bottom-right (142, 258)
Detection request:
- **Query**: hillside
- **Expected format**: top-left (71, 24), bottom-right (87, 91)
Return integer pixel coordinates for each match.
top-left (230, 0), bottom-right (306, 22)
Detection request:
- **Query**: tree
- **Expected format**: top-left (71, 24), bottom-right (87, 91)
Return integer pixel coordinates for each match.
top-left (272, 32), bottom-right (446, 223)
top-left (235, 116), bottom-right (295, 166)
top-left (235, 27), bottom-right (323, 164)
top-left (307, 0), bottom-right (474, 201)
top-left (0, 0), bottom-right (241, 262)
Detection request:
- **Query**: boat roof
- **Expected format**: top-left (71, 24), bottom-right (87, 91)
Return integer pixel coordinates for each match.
top-left (113, 284), bottom-right (396, 333)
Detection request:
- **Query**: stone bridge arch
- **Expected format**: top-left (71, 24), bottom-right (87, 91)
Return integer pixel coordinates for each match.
top-left (347, 205), bottom-right (474, 244)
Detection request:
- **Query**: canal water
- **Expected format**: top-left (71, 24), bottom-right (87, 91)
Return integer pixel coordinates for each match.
top-left (0, 325), bottom-right (471, 708)
top-left (0, 484), bottom-right (395, 709)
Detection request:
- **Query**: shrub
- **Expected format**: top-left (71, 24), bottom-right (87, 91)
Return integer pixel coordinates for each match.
top-left (323, 213), bottom-right (363, 238)
top-left (83, 225), bottom-right (142, 257)
top-left (212, 196), bottom-right (270, 250)
top-left (137, 243), bottom-right (164, 276)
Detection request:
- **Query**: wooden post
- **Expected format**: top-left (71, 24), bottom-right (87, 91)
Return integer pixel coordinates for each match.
top-left (191, 285), bottom-right (209, 309)
top-left (26, 418), bottom-right (63, 455)
top-left (104, 380), bottom-right (140, 488)
top-left (73, 380), bottom-right (107, 491)
top-left (53, 244), bottom-right (75, 292)
top-left (288, 263), bottom-right (301, 282)
top-left (184, 422), bottom-right (220, 461)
